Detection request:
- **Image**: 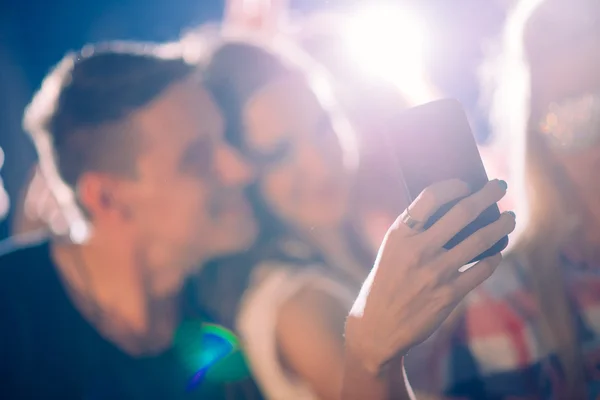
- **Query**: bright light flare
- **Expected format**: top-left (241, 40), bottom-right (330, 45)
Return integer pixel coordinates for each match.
top-left (343, 6), bottom-right (435, 104)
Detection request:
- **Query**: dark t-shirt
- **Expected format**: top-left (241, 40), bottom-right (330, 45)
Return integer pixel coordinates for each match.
top-left (0, 239), bottom-right (261, 399)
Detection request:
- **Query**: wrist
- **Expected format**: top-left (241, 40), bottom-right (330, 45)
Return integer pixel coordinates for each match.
top-left (343, 339), bottom-right (409, 400)
top-left (344, 315), bottom-right (409, 378)
top-left (342, 340), bottom-right (388, 400)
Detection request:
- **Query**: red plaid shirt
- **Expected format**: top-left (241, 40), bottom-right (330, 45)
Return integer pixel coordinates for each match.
top-left (405, 253), bottom-right (600, 399)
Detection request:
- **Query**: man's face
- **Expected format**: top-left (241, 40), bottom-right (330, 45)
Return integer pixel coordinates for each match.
top-left (117, 79), bottom-right (256, 273)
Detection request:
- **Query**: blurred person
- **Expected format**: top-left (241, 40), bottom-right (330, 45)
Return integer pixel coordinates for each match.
top-left (196, 40), bottom-right (375, 400)
top-left (194, 39), bottom-right (516, 400)
top-left (0, 42), bottom-right (260, 399)
top-left (405, 0), bottom-right (600, 398)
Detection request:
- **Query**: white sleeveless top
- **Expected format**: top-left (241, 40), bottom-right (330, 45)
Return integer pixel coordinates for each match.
top-left (236, 262), bottom-right (356, 400)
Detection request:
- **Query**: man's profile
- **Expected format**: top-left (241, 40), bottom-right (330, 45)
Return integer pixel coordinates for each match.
top-left (0, 42), bottom-right (257, 399)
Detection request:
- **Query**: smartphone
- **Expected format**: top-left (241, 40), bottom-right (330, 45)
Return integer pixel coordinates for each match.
top-left (385, 98), bottom-right (508, 262)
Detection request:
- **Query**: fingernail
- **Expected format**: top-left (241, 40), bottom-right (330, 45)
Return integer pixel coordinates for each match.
top-left (506, 210), bottom-right (516, 219)
top-left (498, 180), bottom-right (508, 191)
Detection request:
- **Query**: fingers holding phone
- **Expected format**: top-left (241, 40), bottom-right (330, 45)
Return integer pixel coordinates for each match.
top-left (394, 178), bottom-right (471, 235)
top-left (422, 179), bottom-right (508, 249)
top-left (345, 178), bottom-right (517, 377)
top-left (345, 99), bottom-right (517, 379)
top-left (389, 99), bottom-right (510, 262)
top-left (440, 208), bottom-right (516, 275)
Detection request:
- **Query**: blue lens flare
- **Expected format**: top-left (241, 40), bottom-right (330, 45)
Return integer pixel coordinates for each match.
top-left (174, 321), bottom-right (250, 391)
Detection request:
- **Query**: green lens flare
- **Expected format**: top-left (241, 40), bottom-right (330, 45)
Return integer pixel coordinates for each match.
top-left (174, 321), bottom-right (251, 389)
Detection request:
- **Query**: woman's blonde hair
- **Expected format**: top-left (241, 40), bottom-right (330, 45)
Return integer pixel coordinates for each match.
top-left (482, 0), bottom-right (599, 396)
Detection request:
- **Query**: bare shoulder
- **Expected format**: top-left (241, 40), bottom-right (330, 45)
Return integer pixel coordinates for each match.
top-left (277, 284), bottom-right (347, 337)
top-left (275, 284), bottom-right (348, 400)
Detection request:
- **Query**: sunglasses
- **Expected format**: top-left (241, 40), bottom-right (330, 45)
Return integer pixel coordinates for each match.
top-left (538, 93), bottom-right (600, 152)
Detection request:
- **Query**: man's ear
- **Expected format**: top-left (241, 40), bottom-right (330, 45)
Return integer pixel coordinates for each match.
top-left (77, 173), bottom-right (132, 222)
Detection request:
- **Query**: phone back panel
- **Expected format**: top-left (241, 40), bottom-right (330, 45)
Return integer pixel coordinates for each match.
top-left (386, 99), bottom-right (508, 261)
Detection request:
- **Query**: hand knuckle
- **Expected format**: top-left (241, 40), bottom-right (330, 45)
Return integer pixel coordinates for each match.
top-left (455, 201), bottom-right (477, 221)
top-left (419, 187), bottom-right (438, 209)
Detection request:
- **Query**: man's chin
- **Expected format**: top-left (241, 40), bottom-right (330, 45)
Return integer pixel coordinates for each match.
top-left (150, 267), bottom-right (189, 297)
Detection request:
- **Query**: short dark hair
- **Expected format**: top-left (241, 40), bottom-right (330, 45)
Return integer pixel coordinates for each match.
top-left (24, 41), bottom-right (196, 189)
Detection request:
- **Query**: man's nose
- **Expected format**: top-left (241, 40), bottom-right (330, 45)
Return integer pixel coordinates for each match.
top-left (214, 143), bottom-right (255, 187)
